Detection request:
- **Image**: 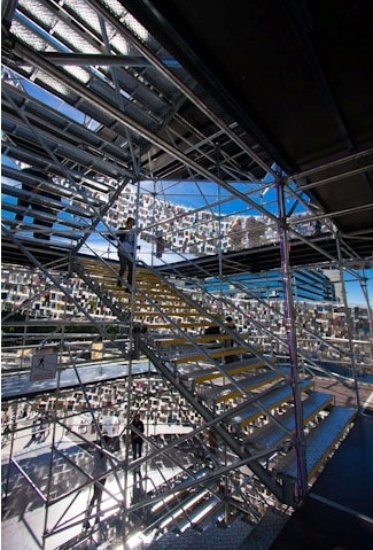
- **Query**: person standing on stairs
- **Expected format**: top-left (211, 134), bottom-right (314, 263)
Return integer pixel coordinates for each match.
top-left (111, 216), bottom-right (136, 291)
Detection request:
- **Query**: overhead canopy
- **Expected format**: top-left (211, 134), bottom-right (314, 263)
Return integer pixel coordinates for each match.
top-left (1, 0), bottom-right (373, 268)
top-left (120, 0), bottom-right (373, 238)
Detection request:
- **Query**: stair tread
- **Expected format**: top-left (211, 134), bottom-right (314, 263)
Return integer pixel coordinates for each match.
top-left (179, 356), bottom-right (268, 383)
top-left (145, 321), bottom-right (211, 329)
top-left (156, 482), bottom-right (219, 522)
top-left (199, 371), bottom-right (282, 402)
top-left (155, 331), bottom-right (252, 347)
top-left (225, 379), bottom-right (313, 427)
top-left (173, 495), bottom-right (222, 533)
top-left (2, 183), bottom-right (95, 219)
top-left (274, 405), bottom-right (357, 479)
top-left (173, 346), bottom-right (249, 364)
top-left (246, 391), bottom-right (334, 449)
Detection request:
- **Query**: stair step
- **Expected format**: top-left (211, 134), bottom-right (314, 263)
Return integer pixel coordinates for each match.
top-left (199, 371), bottom-right (282, 403)
top-left (77, 260), bottom-right (224, 330)
top-left (246, 391), bottom-right (334, 450)
top-left (155, 332), bottom-right (253, 347)
top-left (150, 467), bottom-right (213, 515)
top-left (274, 405), bottom-right (357, 480)
top-left (146, 321), bottom-right (213, 329)
top-left (2, 183), bottom-right (95, 218)
top-left (192, 501), bottom-right (226, 533)
top-left (3, 214), bottom-right (87, 237)
top-left (172, 346), bottom-right (249, 364)
top-left (180, 356), bottom-right (268, 384)
top-left (225, 379), bottom-right (313, 428)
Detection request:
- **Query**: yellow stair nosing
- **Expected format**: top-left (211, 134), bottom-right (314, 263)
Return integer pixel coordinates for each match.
top-left (215, 374), bottom-right (282, 403)
top-left (174, 346), bottom-right (250, 364)
top-left (195, 360), bottom-right (266, 383)
top-left (156, 331), bottom-right (252, 347)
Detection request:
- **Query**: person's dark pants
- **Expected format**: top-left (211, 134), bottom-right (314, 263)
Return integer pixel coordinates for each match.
top-left (132, 440), bottom-right (143, 459)
top-left (89, 478), bottom-right (107, 509)
top-left (85, 478), bottom-right (106, 527)
top-left (118, 253), bottom-right (134, 286)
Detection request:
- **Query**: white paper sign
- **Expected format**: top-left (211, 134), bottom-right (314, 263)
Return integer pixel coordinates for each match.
top-left (30, 353), bottom-right (57, 381)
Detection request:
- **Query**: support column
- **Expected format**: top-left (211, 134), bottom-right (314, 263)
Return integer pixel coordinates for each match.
top-left (360, 268), bottom-right (373, 351)
top-left (335, 237), bottom-right (361, 413)
top-left (276, 177), bottom-right (307, 503)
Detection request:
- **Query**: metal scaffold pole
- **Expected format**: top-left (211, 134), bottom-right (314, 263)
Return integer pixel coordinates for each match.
top-left (360, 268), bottom-right (373, 353)
top-left (335, 236), bottom-right (362, 413)
top-left (276, 177), bottom-right (308, 503)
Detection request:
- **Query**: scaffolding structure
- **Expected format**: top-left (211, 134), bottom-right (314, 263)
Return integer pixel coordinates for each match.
top-left (1, 2), bottom-right (373, 549)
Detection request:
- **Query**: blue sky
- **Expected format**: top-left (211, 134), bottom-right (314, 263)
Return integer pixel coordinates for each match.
top-left (343, 272), bottom-right (373, 307)
top-left (139, 177), bottom-right (291, 215)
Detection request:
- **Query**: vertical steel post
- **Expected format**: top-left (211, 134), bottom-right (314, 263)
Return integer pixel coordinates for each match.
top-left (360, 268), bottom-right (373, 357)
top-left (276, 177), bottom-right (307, 502)
top-left (335, 237), bottom-right (361, 412)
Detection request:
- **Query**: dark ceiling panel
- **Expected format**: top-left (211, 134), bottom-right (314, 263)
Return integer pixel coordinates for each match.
top-left (122, 0), bottom-right (373, 236)
top-left (2, 1), bottom-right (373, 264)
top-left (123, 0), bottom-right (373, 167)
top-left (120, 0), bottom-right (297, 173)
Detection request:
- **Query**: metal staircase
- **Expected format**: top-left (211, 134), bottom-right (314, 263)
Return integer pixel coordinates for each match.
top-left (1, 2), bottom-right (371, 546)
top-left (0, 173), bottom-right (363, 547)
top-left (1, 245), bottom-right (360, 549)
top-left (71, 254), bottom-right (358, 519)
